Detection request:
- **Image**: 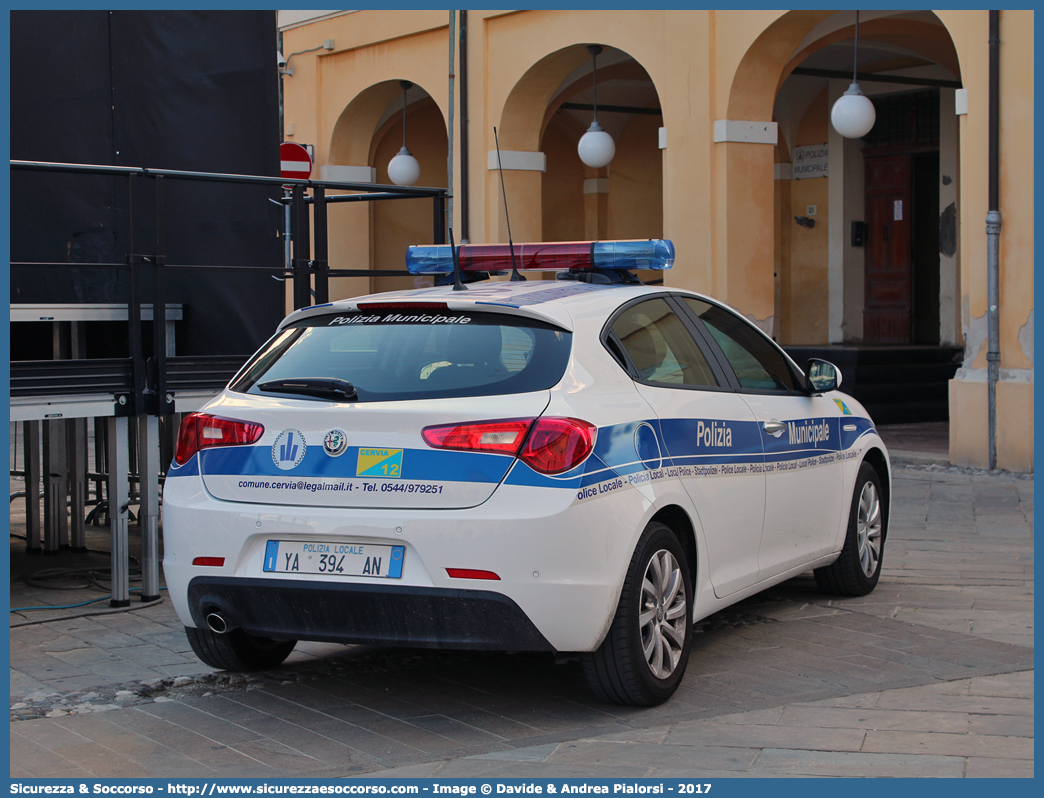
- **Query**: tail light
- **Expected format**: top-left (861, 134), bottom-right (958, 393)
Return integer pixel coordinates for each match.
top-left (422, 418), bottom-right (533, 455)
top-left (174, 413), bottom-right (264, 466)
top-left (422, 417), bottom-right (596, 475)
top-left (520, 417), bottom-right (597, 474)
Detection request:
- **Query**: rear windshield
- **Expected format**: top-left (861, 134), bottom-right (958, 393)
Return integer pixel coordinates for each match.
top-left (230, 309), bottom-right (572, 402)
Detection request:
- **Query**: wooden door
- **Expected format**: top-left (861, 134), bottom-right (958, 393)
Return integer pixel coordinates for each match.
top-left (864, 155), bottom-right (913, 343)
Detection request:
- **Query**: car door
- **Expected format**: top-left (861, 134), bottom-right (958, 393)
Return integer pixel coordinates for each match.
top-left (677, 297), bottom-right (845, 581)
top-left (606, 296), bottom-right (766, 599)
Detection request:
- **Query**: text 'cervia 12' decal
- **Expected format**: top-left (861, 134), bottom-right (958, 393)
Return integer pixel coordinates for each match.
top-left (356, 448), bottom-right (404, 479)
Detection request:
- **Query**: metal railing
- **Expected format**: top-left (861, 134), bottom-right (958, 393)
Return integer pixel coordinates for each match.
top-left (10, 159), bottom-right (449, 605)
top-left (12, 159), bottom-right (449, 411)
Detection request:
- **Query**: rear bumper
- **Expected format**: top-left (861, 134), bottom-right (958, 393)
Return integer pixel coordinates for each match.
top-left (188, 576), bottom-right (554, 651)
top-left (163, 468), bottom-right (661, 652)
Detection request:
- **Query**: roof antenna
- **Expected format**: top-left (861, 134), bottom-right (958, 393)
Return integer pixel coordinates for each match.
top-left (493, 126), bottom-right (525, 281)
top-left (447, 225), bottom-right (467, 291)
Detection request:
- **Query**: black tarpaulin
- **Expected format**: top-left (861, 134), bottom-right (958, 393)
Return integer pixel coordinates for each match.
top-left (11, 10), bottom-right (284, 358)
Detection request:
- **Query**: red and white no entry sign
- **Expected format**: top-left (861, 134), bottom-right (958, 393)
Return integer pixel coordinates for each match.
top-left (280, 142), bottom-right (312, 179)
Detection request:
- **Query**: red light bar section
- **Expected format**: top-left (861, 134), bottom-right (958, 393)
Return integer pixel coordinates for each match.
top-left (458, 242), bottom-right (592, 272)
top-left (446, 568), bottom-right (501, 580)
top-left (192, 557), bottom-right (225, 567)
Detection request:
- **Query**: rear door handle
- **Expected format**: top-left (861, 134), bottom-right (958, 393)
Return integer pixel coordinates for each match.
top-left (763, 420), bottom-right (787, 437)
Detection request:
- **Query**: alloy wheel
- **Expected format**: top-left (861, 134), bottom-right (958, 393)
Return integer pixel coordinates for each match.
top-left (639, 549), bottom-right (687, 679)
top-left (856, 481), bottom-right (883, 577)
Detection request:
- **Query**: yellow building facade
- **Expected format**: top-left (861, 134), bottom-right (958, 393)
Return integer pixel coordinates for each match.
top-left (279, 9), bottom-right (1033, 472)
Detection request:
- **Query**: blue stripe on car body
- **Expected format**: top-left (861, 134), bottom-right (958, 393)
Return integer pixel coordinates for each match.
top-left (168, 415), bottom-right (877, 487)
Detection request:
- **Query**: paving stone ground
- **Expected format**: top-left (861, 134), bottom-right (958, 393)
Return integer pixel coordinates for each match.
top-left (8, 456), bottom-right (1033, 778)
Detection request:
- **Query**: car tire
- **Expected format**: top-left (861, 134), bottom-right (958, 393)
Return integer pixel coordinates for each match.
top-left (581, 521), bottom-right (693, 706)
top-left (185, 625), bottom-right (297, 672)
top-left (814, 461), bottom-right (886, 596)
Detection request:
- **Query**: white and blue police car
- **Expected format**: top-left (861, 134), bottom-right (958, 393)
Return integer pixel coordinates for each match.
top-left (163, 239), bottom-right (889, 706)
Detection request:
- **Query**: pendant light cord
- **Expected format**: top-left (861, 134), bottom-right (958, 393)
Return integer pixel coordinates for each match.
top-left (587, 45), bottom-right (603, 125)
top-left (592, 50), bottom-right (598, 123)
top-left (399, 79), bottom-right (413, 149)
top-left (853, 10), bottom-right (860, 83)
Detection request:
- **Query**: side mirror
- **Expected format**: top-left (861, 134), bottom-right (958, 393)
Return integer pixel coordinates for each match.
top-left (806, 358), bottom-right (841, 393)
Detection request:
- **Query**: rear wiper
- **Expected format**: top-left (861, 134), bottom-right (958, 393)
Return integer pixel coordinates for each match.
top-left (258, 378), bottom-right (358, 402)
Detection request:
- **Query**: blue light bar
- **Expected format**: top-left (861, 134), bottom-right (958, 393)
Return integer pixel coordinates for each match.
top-left (593, 239), bottom-right (675, 271)
top-left (406, 239), bottom-right (675, 274)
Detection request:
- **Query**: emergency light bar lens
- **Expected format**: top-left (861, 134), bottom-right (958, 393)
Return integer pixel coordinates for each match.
top-left (405, 239), bottom-right (674, 274)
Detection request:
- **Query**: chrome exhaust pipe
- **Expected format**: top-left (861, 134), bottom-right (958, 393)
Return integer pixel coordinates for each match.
top-left (206, 612), bottom-right (229, 634)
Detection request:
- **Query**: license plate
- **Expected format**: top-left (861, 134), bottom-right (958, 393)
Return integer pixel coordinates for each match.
top-left (263, 540), bottom-right (404, 579)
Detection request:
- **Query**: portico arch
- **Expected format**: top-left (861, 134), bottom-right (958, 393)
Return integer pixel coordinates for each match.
top-left (496, 45), bottom-right (664, 252)
top-left (724, 10), bottom-right (964, 345)
top-left (493, 46), bottom-right (592, 244)
top-left (718, 11), bottom-right (833, 333)
top-left (326, 81), bottom-right (447, 297)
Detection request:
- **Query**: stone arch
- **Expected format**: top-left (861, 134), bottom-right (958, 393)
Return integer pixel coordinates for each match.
top-left (329, 82), bottom-right (406, 166)
top-left (779, 18), bottom-right (961, 90)
top-left (325, 80), bottom-right (447, 297)
top-left (498, 45), bottom-right (592, 153)
top-left (721, 10), bottom-right (964, 342)
top-left (727, 11), bottom-right (835, 122)
top-left (496, 44), bottom-right (664, 246)
top-left (709, 11), bottom-right (833, 331)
